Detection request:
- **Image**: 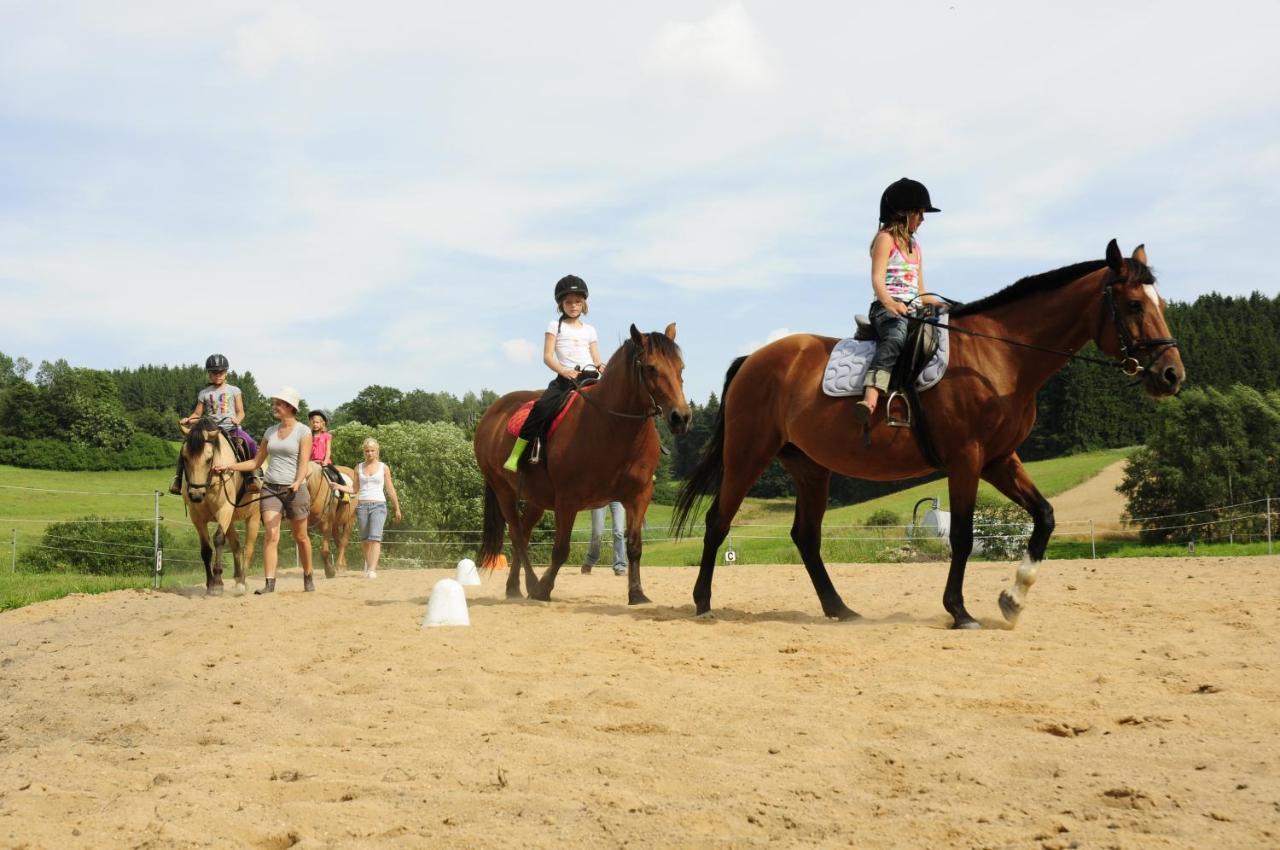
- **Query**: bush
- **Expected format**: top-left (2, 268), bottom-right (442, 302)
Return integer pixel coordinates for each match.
top-left (972, 496), bottom-right (1030, 561)
top-left (0, 433), bottom-right (175, 470)
top-left (865, 508), bottom-right (900, 527)
top-left (25, 517), bottom-right (172, 575)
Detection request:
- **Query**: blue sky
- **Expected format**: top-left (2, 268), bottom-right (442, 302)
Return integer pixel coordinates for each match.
top-left (2, 1), bottom-right (1278, 407)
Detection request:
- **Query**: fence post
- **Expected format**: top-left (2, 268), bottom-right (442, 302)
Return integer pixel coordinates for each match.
top-left (10, 528), bottom-right (15, 573)
top-left (1268, 496), bottom-right (1273, 556)
top-left (153, 490), bottom-right (162, 589)
top-left (1089, 519), bottom-right (1096, 559)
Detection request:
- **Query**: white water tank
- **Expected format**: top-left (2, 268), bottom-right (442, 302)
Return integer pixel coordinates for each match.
top-left (909, 497), bottom-right (951, 553)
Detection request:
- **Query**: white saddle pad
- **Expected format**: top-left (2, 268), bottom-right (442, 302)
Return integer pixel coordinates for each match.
top-left (822, 314), bottom-right (950, 397)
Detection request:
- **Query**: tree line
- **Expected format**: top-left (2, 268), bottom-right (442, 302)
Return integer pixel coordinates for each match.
top-left (2, 290), bottom-right (1277, 486)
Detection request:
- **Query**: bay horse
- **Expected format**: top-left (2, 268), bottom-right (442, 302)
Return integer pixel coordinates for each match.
top-left (475, 324), bottom-right (692, 604)
top-left (302, 462), bottom-right (358, 577)
top-left (179, 418), bottom-right (262, 595)
top-left (672, 240), bottom-right (1185, 628)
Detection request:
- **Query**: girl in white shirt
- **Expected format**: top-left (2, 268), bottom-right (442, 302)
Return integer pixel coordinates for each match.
top-left (503, 274), bottom-right (605, 471)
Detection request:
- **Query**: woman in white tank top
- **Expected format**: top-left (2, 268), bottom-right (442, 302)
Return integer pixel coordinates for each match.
top-left (330, 437), bottom-right (402, 578)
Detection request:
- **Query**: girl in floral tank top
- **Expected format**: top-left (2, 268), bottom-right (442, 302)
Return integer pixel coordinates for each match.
top-left (855, 178), bottom-right (943, 425)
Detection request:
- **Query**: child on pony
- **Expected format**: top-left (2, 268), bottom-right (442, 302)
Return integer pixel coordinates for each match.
top-left (307, 409), bottom-right (347, 498)
top-left (855, 177), bottom-right (945, 425)
top-left (170, 353), bottom-right (258, 494)
top-left (503, 274), bottom-right (605, 471)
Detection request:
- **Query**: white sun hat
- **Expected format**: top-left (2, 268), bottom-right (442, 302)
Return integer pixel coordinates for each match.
top-left (271, 386), bottom-right (303, 412)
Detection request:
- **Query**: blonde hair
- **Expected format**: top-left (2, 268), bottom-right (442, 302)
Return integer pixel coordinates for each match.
top-left (361, 438), bottom-right (380, 454)
top-left (870, 217), bottom-right (915, 254)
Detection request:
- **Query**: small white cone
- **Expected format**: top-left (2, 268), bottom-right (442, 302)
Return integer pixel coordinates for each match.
top-left (456, 557), bottom-right (481, 586)
top-left (423, 579), bottom-right (470, 627)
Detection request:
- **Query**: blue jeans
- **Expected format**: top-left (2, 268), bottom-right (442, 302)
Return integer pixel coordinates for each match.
top-left (584, 502), bottom-right (626, 572)
top-left (356, 502), bottom-right (387, 542)
top-left (866, 301), bottom-right (910, 392)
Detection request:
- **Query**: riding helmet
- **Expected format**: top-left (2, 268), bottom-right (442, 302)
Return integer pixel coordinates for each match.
top-left (306, 409), bottom-right (329, 424)
top-left (879, 178), bottom-right (941, 225)
top-left (554, 275), bottom-right (589, 303)
top-left (205, 353), bottom-right (229, 371)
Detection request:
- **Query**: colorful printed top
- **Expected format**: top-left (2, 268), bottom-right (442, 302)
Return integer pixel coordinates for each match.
top-left (310, 431), bottom-right (331, 463)
top-left (197, 383), bottom-right (242, 430)
top-left (884, 240), bottom-right (921, 303)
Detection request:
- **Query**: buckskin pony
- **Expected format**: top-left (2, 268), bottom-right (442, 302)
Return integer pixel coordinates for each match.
top-left (672, 240), bottom-right (1184, 628)
top-left (475, 324), bottom-right (691, 604)
top-left (301, 462), bottom-right (358, 577)
top-left (179, 417), bottom-right (262, 595)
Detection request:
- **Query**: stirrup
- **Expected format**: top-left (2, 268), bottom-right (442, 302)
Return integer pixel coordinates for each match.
top-left (885, 391), bottom-right (912, 428)
top-left (528, 438), bottom-right (542, 465)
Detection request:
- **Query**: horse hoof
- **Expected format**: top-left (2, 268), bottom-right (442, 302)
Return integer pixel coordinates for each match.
top-left (628, 592), bottom-right (652, 606)
top-left (324, 567), bottom-right (336, 579)
top-left (694, 610), bottom-right (716, 620)
top-left (207, 585), bottom-right (224, 597)
top-left (234, 583), bottom-right (247, 596)
top-left (998, 590), bottom-right (1023, 623)
top-left (505, 589), bottom-right (523, 600)
top-left (952, 618), bottom-right (982, 630)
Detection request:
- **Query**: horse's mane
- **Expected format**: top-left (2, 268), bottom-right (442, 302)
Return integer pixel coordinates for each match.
top-left (624, 331), bottom-right (682, 361)
top-left (949, 258), bottom-right (1155, 317)
top-left (183, 426), bottom-right (207, 457)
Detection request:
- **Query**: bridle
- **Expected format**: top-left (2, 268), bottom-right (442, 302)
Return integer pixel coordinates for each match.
top-left (912, 263), bottom-right (1179, 378)
top-left (572, 345), bottom-right (667, 421)
top-left (1099, 264), bottom-right (1179, 377)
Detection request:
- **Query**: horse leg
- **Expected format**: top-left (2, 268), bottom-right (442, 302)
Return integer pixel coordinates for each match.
top-left (238, 506), bottom-right (260, 592)
top-left (779, 451), bottom-right (858, 620)
top-left (982, 453), bottom-right (1055, 626)
top-left (224, 523), bottom-right (241, 594)
top-left (531, 508), bottom-right (575, 602)
top-left (693, 433), bottom-right (781, 618)
top-left (492, 483), bottom-right (540, 598)
top-left (620, 499), bottom-right (650, 606)
top-left (321, 517), bottom-right (336, 579)
top-left (196, 523), bottom-right (215, 593)
top-left (943, 455), bottom-right (983, 629)
top-left (210, 526), bottom-right (226, 596)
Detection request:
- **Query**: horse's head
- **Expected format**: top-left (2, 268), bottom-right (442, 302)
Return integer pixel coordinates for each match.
top-left (1095, 239), bottom-right (1185, 398)
top-left (180, 417), bottom-right (222, 502)
top-left (628, 323), bottom-right (692, 434)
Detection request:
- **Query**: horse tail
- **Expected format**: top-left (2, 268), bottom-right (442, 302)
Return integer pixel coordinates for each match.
top-left (477, 481), bottom-right (506, 569)
top-left (671, 355), bottom-right (748, 539)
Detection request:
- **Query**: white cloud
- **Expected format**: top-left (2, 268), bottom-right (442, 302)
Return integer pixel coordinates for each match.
top-left (501, 338), bottom-right (538, 365)
top-left (642, 2), bottom-right (778, 95)
top-left (739, 327), bottom-right (794, 355)
top-left (230, 4), bottom-right (328, 78)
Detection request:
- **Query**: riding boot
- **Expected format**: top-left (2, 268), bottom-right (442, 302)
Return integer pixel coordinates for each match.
top-left (303, 574), bottom-right (315, 592)
top-left (503, 437), bottom-right (529, 472)
top-left (254, 577), bottom-right (276, 595)
top-left (169, 456), bottom-right (184, 495)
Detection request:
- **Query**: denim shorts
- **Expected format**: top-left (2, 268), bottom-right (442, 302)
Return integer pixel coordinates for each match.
top-left (357, 502), bottom-right (388, 542)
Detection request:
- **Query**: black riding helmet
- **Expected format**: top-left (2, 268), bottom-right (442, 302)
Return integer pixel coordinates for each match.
top-left (554, 274), bottom-right (588, 304)
top-left (205, 353), bottom-right (229, 371)
top-left (306, 409), bottom-right (329, 424)
top-left (879, 178), bottom-right (941, 225)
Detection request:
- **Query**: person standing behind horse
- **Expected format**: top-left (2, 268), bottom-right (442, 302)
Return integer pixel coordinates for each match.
top-left (328, 438), bottom-right (402, 578)
top-left (215, 387), bottom-right (316, 594)
top-left (169, 353), bottom-right (257, 494)
top-left (503, 275), bottom-right (606, 471)
top-left (855, 178), bottom-right (944, 424)
top-left (582, 501), bottom-right (627, 576)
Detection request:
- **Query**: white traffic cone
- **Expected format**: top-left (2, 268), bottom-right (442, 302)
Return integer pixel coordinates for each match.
top-left (456, 557), bottom-right (482, 586)
top-left (423, 579), bottom-right (470, 627)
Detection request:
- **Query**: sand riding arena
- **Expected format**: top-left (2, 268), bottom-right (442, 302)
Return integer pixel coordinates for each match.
top-left (1, 556), bottom-right (1276, 849)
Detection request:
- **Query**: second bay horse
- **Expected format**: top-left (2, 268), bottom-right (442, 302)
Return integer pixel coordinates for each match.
top-left (475, 324), bottom-right (691, 604)
top-left (672, 240), bottom-right (1185, 628)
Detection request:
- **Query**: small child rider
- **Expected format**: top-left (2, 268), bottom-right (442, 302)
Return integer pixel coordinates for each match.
top-left (307, 409), bottom-right (345, 492)
top-left (503, 274), bottom-right (605, 472)
top-left (170, 353), bottom-right (259, 494)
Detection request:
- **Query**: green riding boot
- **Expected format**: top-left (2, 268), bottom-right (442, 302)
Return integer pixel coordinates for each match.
top-left (503, 437), bottom-right (529, 472)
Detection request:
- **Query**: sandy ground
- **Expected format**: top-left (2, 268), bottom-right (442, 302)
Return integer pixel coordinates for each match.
top-left (1050, 461), bottom-right (1133, 536)
top-left (1, 557), bottom-right (1277, 850)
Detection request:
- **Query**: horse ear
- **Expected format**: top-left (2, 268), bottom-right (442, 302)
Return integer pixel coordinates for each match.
top-left (1131, 243), bottom-right (1148, 265)
top-left (629, 324), bottom-right (645, 347)
top-left (664, 322), bottom-right (677, 341)
top-left (1105, 238), bottom-right (1123, 273)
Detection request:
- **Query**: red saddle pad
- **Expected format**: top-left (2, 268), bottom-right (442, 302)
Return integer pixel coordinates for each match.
top-left (505, 389), bottom-right (585, 438)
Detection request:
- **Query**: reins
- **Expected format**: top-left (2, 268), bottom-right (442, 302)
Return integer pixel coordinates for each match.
top-left (910, 268), bottom-right (1178, 378)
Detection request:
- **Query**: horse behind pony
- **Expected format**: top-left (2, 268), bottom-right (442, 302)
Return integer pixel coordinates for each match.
top-left (179, 418), bottom-right (262, 595)
top-left (474, 324), bottom-right (691, 604)
top-left (302, 462), bottom-right (357, 577)
top-left (673, 240), bottom-right (1184, 629)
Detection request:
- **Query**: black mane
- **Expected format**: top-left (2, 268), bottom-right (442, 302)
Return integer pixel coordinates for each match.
top-left (950, 259), bottom-right (1124, 317)
top-left (624, 331), bottom-right (682, 361)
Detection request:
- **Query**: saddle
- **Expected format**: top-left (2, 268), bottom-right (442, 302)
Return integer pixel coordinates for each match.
top-left (505, 372), bottom-right (600, 463)
top-left (840, 305), bottom-right (948, 468)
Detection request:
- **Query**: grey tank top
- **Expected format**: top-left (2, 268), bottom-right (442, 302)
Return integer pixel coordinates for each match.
top-left (263, 423), bottom-right (307, 485)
